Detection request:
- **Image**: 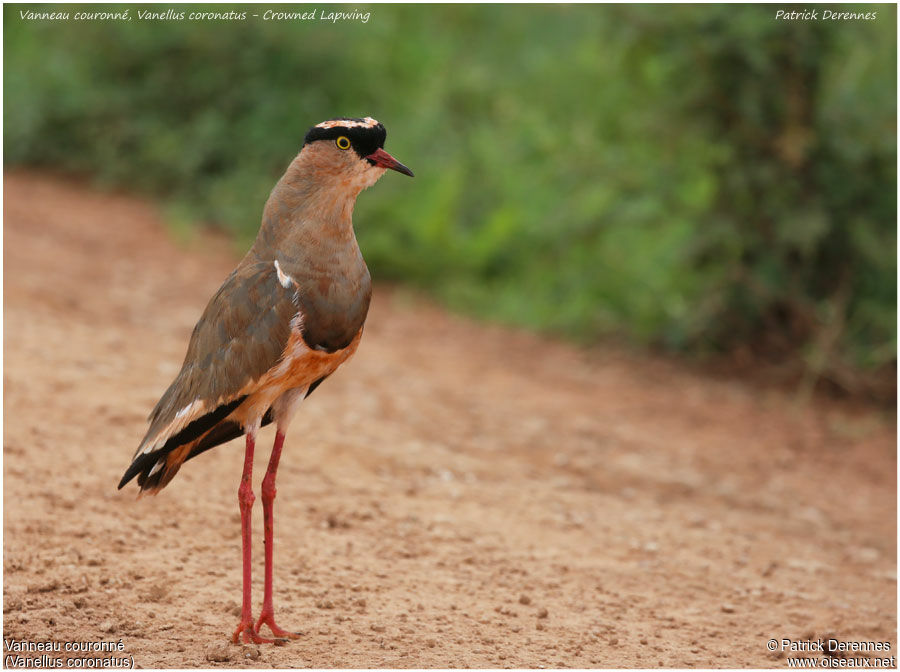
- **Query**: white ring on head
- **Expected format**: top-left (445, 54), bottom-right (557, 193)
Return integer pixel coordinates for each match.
top-left (315, 117), bottom-right (379, 130)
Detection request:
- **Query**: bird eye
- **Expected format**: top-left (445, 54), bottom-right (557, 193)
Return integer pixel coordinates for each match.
top-left (335, 136), bottom-right (351, 150)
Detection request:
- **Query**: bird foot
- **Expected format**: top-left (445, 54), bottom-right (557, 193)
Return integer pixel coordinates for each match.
top-left (232, 617), bottom-right (275, 645)
top-left (255, 610), bottom-right (302, 640)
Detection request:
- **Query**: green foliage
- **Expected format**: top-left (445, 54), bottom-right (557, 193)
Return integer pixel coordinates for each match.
top-left (5, 4), bottom-right (896, 396)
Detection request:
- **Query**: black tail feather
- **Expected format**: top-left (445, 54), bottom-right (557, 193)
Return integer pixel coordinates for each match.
top-left (118, 396), bottom-right (247, 491)
top-left (120, 378), bottom-right (329, 492)
top-left (182, 407), bottom-right (273, 465)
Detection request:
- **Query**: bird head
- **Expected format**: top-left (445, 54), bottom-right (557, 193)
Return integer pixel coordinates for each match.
top-left (299, 117), bottom-right (413, 194)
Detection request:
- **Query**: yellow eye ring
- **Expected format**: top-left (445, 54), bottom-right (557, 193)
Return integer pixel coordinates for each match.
top-left (335, 136), bottom-right (351, 150)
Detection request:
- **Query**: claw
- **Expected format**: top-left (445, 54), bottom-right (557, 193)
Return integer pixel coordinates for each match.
top-left (255, 611), bottom-right (302, 640)
top-left (232, 617), bottom-right (275, 645)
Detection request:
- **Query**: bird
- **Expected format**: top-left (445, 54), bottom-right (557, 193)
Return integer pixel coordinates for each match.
top-left (118, 116), bottom-right (413, 644)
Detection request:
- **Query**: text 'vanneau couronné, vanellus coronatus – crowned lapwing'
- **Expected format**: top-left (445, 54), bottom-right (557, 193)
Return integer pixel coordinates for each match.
top-left (119, 117), bottom-right (413, 644)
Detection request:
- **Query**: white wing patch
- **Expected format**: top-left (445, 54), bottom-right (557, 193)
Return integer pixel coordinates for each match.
top-left (140, 398), bottom-right (206, 454)
top-left (273, 260), bottom-right (293, 289)
top-left (315, 117), bottom-right (379, 130)
top-left (175, 400), bottom-right (199, 419)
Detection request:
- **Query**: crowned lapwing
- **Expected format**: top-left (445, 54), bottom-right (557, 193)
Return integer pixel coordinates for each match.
top-left (119, 117), bottom-right (413, 644)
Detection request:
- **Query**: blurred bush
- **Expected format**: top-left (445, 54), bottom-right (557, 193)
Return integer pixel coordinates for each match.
top-left (4, 4), bottom-right (896, 399)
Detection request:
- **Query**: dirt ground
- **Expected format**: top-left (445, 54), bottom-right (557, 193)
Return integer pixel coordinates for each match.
top-left (2, 171), bottom-right (896, 669)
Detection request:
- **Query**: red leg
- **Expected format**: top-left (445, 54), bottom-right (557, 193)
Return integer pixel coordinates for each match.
top-left (254, 431), bottom-right (300, 639)
top-left (231, 431), bottom-right (273, 644)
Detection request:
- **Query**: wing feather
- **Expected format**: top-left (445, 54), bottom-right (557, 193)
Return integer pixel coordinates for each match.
top-left (121, 261), bottom-right (299, 486)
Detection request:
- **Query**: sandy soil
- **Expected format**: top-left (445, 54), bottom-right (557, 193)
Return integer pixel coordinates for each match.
top-left (2, 172), bottom-right (896, 669)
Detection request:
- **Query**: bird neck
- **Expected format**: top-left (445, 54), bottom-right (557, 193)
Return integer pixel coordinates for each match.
top-left (247, 157), bottom-right (362, 264)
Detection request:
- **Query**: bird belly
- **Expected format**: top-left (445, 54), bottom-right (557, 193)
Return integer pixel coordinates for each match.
top-left (229, 324), bottom-right (363, 430)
